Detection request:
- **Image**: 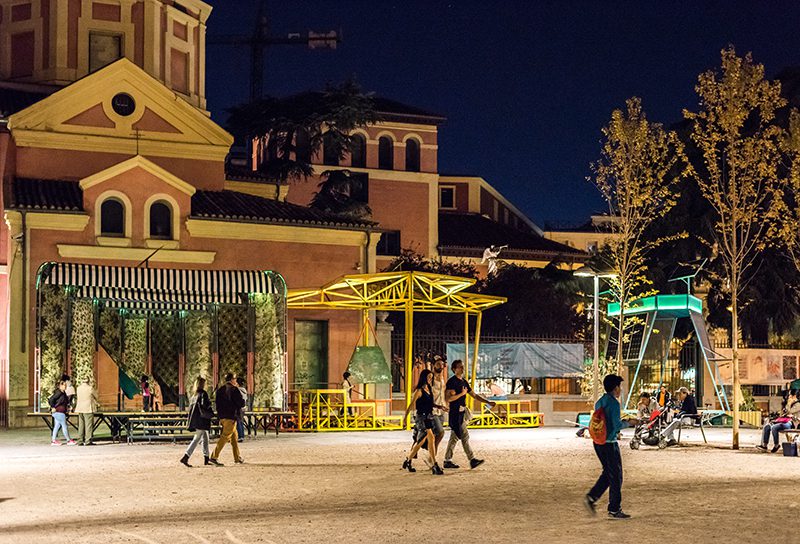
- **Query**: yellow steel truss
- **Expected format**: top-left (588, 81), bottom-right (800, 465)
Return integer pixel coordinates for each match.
top-left (287, 271), bottom-right (516, 431)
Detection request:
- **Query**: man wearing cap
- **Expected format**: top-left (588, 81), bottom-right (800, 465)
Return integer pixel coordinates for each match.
top-left (584, 374), bottom-right (634, 519)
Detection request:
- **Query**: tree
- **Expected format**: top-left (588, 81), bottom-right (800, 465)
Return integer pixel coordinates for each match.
top-left (684, 47), bottom-right (787, 449)
top-left (226, 79), bottom-right (379, 183)
top-left (590, 97), bottom-right (687, 372)
top-left (310, 169), bottom-right (372, 219)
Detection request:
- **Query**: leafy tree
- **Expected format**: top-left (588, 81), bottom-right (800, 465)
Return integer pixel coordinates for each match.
top-left (310, 169), bottom-right (372, 219)
top-left (590, 97), bottom-right (688, 369)
top-left (684, 47), bottom-right (787, 449)
top-left (226, 79), bottom-right (379, 183)
top-left (480, 264), bottom-right (587, 337)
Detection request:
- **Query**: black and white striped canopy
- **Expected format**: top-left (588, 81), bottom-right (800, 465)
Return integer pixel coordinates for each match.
top-left (39, 262), bottom-right (283, 310)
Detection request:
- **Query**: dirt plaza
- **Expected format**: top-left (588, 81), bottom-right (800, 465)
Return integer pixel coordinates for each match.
top-left (0, 426), bottom-right (793, 544)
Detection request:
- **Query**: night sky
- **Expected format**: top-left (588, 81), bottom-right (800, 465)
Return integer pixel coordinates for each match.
top-left (204, 1), bottom-right (800, 226)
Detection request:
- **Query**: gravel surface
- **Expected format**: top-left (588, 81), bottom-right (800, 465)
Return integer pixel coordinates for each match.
top-left (0, 425), bottom-right (789, 543)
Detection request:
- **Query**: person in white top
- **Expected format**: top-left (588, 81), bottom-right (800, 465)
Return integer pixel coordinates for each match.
top-left (430, 356), bottom-right (448, 448)
top-left (74, 378), bottom-right (98, 446)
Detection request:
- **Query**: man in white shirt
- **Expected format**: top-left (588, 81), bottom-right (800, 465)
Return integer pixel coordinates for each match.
top-left (74, 378), bottom-right (98, 446)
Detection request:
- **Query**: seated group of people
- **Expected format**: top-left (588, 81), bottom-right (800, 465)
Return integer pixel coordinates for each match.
top-left (758, 390), bottom-right (800, 453)
top-left (636, 385), bottom-right (698, 447)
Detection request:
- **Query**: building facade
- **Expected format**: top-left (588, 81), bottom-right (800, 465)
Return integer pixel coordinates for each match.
top-left (0, 0), bottom-right (584, 426)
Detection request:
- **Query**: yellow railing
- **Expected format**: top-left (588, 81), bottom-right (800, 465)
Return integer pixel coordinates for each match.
top-left (468, 401), bottom-right (543, 429)
top-left (296, 389), bottom-right (403, 431)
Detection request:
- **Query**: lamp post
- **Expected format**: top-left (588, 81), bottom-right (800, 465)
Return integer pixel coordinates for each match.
top-left (574, 265), bottom-right (618, 405)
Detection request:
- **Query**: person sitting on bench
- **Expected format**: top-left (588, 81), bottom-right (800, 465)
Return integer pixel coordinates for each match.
top-left (757, 390), bottom-right (800, 453)
top-left (662, 387), bottom-right (698, 446)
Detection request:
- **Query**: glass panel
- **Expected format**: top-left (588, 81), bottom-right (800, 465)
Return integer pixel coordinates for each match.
top-left (294, 320), bottom-right (328, 389)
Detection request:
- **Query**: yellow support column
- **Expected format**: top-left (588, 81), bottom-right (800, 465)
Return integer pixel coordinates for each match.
top-left (470, 312), bottom-right (482, 406)
top-left (404, 302), bottom-right (413, 430)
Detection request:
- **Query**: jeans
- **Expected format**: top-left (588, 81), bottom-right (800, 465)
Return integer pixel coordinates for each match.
top-left (444, 421), bottom-right (475, 462)
top-left (236, 419), bottom-right (245, 441)
top-left (762, 421), bottom-right (793, 447)
top-left (588, 442), bottom-right (623, 513)
top-left (211, 419), bottom-right (241, 461)
top-left (52, 412), bottom-right (71, 441)
top-left (186, 430), bottom-right (210, 458)
top-left (663, 416), bottom-right (693, 441)
top-left (77, 413), bottom-right (94, 444)
top-left (142, 396), bottom-right (151, 412)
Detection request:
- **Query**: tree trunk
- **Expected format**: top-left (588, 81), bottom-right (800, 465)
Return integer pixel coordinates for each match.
top-left (617, 292), bottom-right (625, 406)
top-left (731, 290), bottom-right (740, 450)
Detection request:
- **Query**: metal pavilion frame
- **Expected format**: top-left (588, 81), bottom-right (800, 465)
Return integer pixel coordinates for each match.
top-left (286, 271), bottom-right (506, 426)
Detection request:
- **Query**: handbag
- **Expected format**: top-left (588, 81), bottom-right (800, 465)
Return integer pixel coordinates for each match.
top-left (462, 405), bottom-right (473, 425)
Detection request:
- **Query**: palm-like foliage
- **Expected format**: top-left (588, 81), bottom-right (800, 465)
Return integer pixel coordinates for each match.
top-left (226, 80), bottom-right (379, 183)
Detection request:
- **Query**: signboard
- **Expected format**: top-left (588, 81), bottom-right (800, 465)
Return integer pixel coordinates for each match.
top-left (717, 348), bottom-right (800, 385)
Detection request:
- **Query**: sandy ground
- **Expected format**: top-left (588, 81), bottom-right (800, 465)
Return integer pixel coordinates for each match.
top-left (0, 424), bottom-right (794, 544)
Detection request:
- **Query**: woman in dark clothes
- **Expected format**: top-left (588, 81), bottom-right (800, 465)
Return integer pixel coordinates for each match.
top-left (180, 377), bottom-right (216, 467)
top-left (402, 369), bottom-right (446, 475)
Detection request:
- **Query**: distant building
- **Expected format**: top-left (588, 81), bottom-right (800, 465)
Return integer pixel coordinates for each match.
top-left (544, 214), bottom-right (619, 255)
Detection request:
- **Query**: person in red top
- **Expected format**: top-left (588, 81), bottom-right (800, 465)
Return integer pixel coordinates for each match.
top-left (140, 374), bottom-right (152, 412)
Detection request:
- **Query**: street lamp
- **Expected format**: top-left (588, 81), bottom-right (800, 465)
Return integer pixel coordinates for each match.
top-left (574, 265), bottom-right (618, 405)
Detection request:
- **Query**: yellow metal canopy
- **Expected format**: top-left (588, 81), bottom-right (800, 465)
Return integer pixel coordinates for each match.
top-left (286, 271), bottom-right (506, 429)
top-left (286, 271), bottom-right (506, 313)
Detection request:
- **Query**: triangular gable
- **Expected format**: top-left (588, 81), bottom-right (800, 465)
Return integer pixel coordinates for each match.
top-left (8, 58), bottom-right (232, 160)
top-left (80, 155), bottom-right (196, 195)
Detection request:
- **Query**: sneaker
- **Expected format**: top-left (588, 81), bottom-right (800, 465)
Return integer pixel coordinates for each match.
top-left (431, 464), bottom-right (444, 475)
top-left (207, 457), bottom-right (224, 467)
top-left (666, 439), bottom-right (678, 447)
top-left (234, 457), bottom-right (245, 464)
top-left (66, 440), bottom-right (77, 446)
top-left (469, 458), bottom-right (485, 469)
top-left (443, 460), bottom-right (460, 469)
top-left (756, 444), bottom-right (768, 451)
top-left (771, 445), bottom-right (781, 453)
top-left (584, 495), bottom-right (597, 516)
top-left (50, 440), bottom-right (61, 446)
top-left (608, 510), bottom-right (631, 519)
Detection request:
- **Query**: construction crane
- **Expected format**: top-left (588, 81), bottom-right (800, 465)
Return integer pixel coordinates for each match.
top-left (208, 0), bottom-right (340, 102)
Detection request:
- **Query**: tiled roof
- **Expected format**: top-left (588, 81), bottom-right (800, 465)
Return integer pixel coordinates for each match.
top-left (9, 178), bottom-right (84, 211)
top-left (225, 162), bottom-right (285, 184)
top-left (0, 81), bottom-right (57, 118)
top-left (438, 212), bottom-right (587, 261)
top-left (7, 178), bottom-right (373, 230)
top-left (191, 190), bottom-right (375, 229)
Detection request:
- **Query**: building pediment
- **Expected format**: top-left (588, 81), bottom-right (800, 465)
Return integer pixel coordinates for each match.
top-left (7, 58), bottom-right (232, 161)
top-left (80, 155), bottom-right (196, 196)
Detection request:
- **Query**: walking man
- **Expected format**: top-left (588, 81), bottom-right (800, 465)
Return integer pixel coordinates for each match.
top-left (585, 374), bottom-right (633, 519)
top-left (443, 359), bottom-right (495, 469)
top-left (209, 373), bottom-right (246, 466)
top-left (75, 377), bottom-right (98, 446)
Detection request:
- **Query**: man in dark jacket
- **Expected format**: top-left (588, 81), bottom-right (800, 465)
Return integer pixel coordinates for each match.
top-left (209, 373), bottom-right (246, 464)
top-left (663, 387), bottom-right (697, 446)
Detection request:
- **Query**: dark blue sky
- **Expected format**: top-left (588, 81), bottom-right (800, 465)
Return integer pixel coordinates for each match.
top-left (205, 1), bottom-right (800, 225)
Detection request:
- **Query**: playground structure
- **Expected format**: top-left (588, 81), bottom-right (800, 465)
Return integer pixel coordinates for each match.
top-left (287, 271), bottom-right (546, 430)
top-left (607, 292), bottom-right (730, 411)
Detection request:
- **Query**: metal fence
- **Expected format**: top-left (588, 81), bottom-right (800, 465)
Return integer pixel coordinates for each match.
top-left (390, 332), bottom-right (589, 393)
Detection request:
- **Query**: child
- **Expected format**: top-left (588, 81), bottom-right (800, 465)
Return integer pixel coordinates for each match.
top-left (636, 392), bottom-right (653, 423)
top-left (141, 374), bottom-right (151, 412)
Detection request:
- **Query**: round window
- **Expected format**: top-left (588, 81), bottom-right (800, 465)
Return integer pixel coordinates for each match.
top-left (111, 93), bottom-right (136, 116)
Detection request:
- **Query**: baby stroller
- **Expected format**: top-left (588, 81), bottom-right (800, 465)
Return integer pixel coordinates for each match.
top-left (630, 401), bottom-right (674, 450)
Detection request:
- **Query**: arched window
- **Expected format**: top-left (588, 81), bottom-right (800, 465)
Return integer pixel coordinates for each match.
top-left (323, 132), bottom-right (339, 166)
top-left (405, 138), bottom-right (420, 172)
top-left (100, 198), bottom-right (125, 237)
top-left (149, 201), bottom-right (172, 239)
top-left (350, 134), bottom-right (367, 168)
top-left (378, 136), bottom-right (394, 170)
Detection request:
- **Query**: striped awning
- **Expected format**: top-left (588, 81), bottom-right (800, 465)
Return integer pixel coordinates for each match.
top-left (38, 262), bottom-right (283, 310)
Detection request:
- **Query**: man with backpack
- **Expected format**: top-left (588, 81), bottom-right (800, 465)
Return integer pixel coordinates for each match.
top-left (585, 374), bottom-right (635, 519)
